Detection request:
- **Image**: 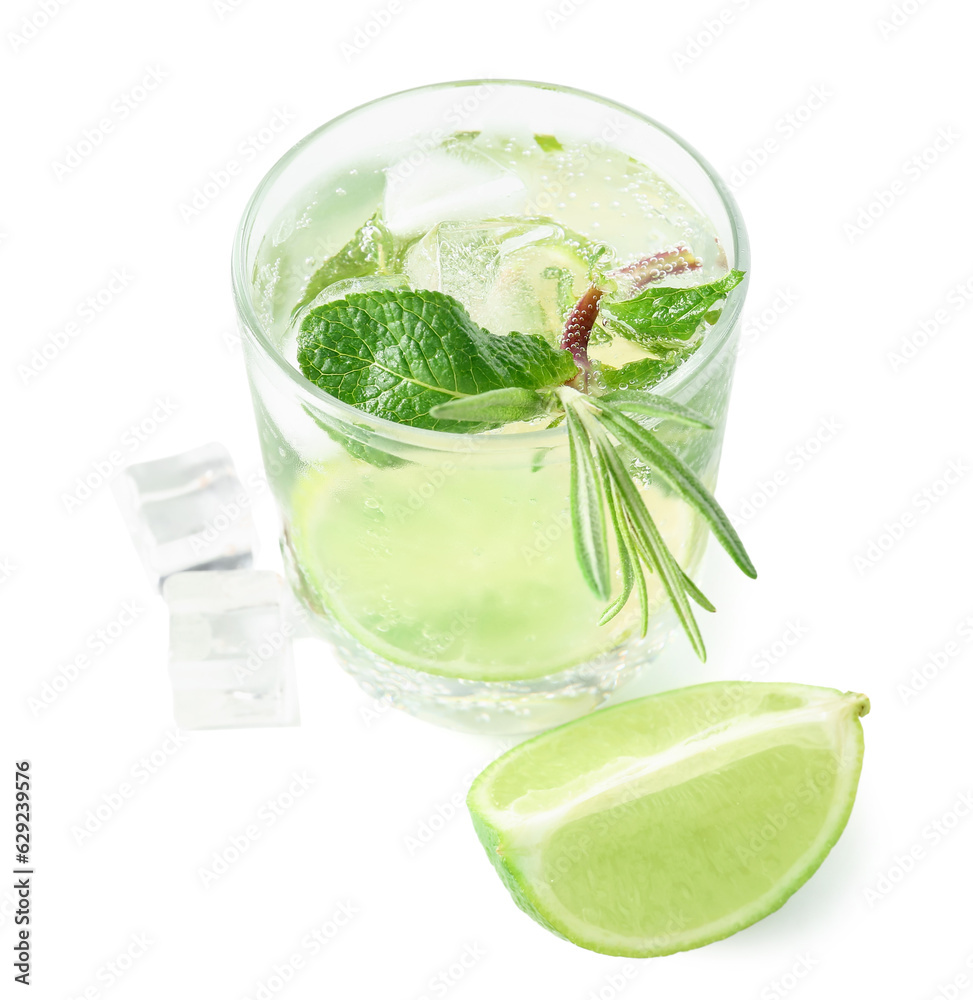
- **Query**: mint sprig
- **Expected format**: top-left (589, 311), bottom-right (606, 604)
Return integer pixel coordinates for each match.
top-left (598, 348), bottom-right (697, 392)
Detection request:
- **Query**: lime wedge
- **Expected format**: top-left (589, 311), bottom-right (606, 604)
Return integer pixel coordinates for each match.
top-left (467, 681), bottom-right (869, 956)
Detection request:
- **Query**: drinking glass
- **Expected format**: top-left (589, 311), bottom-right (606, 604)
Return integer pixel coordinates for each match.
top-left (231, 80), bottom-right (749, 733)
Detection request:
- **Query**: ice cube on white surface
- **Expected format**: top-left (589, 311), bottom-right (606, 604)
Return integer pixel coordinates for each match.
top-left (164, 570), bottom-right (300, 730)
top-left (383, 145), bottom-right (526, 238)
top-left (113, 443), bottom-right (255, 586)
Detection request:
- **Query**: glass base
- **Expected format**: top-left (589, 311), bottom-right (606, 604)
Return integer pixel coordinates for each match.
top-left (332, 628), bottom-right (666, 734)
top-left (283, 537), bottom-right (671, 734)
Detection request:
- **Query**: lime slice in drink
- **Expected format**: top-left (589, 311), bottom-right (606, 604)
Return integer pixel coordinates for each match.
top-left (467, 681), bottom-right (869, 956)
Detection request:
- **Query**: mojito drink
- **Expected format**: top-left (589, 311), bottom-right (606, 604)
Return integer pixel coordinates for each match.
top-left (234, 82), bottom-right (749, 729)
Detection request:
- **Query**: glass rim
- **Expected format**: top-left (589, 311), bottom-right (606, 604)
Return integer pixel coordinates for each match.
top-left (230, 77), bottom-right (750, 454)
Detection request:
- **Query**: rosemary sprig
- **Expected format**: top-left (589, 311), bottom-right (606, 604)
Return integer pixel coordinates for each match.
top-left (557, 386), bottom-right (754, 660)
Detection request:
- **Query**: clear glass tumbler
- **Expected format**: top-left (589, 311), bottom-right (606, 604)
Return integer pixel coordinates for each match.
top-left (231, 80), bottom-right (749, 734)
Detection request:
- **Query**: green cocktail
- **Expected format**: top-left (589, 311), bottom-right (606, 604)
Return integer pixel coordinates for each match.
top-left (233, 81), bottom-right (749, 732)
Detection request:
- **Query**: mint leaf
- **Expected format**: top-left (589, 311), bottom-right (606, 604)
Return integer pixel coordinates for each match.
top-left (598, 353), bottom-right (689, 392)
top-left (534, 133), bottom-right (564, 153)
top-left (292, 215), bottom-right (396, 316)
top-left (605, 270), bottom-right (746, 349)
top-left (297, 289), bottom-right (578, 432)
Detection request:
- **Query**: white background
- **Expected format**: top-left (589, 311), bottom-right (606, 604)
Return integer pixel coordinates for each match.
top-left (3, 0), bottom-right (973, 997)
